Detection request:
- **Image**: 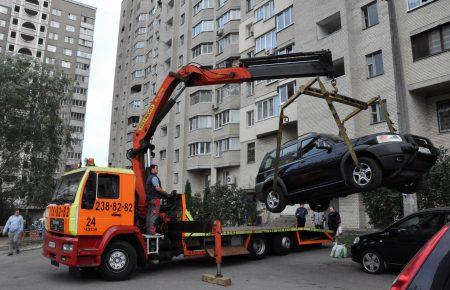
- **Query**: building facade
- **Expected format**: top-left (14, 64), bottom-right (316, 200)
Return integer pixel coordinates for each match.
top-left (109, 0), bottom-right (450, 229)
top-left (0, 0), bottom-right (96, 173)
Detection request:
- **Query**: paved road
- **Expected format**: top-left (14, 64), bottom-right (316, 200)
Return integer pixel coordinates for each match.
top-left (0, 246), bottom-right (397, 290)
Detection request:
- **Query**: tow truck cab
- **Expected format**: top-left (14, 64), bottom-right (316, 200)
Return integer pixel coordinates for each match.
top-left (43, 167), bottom-right (145, 269)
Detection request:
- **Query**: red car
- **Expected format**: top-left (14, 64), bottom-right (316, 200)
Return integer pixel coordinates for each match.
top-left (391, 223), bottom-right (450, 290)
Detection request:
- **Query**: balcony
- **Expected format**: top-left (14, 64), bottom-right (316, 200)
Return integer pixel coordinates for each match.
top-left (186, 155), bottom-right (212, 171)
top-left (214, 151), bottom-right (240, 168)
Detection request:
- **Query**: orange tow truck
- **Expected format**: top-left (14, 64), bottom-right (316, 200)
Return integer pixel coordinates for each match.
top-left (43, 51), bottom-right (367, 280)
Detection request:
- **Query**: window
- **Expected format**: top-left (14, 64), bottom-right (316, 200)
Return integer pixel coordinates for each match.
top-left (179, 35), bottom-right (184, 46)
top-left (317, 12), bottom-right (341, 39)
top-left (193, 20), bottom-right (214, 37)
top-left (396, 214), bottom-right (443, 235)
top-left (0, 20), bottom-right (6, 27)
top-left (371, 100), bottom-right (387, 124)
top-left (175, 150), bottom-right (180, 163)
top-left (79, 39), bottom-right (93, 48)
top-left (407, 0), bottom-right (437, 11)
top-left (0, 5), bottom-right (7, 14)
top-left (74, 87), bottom-right (87, 95)
top-left (180, 13), bottom-right (185, 25)
top-left (218, 0), bottom-right (228, 8)
top-left (50, 21), bottom-right (60, 28)
top-left (135, 27), bottom-right (147, 36)
top-left (194, 0), bottom-right (213, 15)
top-left (128, 116), bottom-right (140, 125)
top-left (192, 43), bottom-right (213, 58)
top-left (217, 33), bottom-right (239, 54)
top-left (190, 115), bottom-right (212, 130)
top-left (255, 30), bottom-right (277, 53)
top-left (366, 50), bottom-right (384, 78)
top-left (160, 150), bottom-right (167, 160)
top-left (246, 0), bottom-right (254, 12)
top-left (174, 173), bottom-right (179, 184)
top-left (65, 36), bottom-right (74, 44)
top-left (47, 45), bottom-right (57, 52)
top-left (63, 49), bottom-right (72, 56)
top-left (76, 62), bottom-right (90, 70)
top-left (176, 101), bottom-right (181, 113)
top-left (137, 13), bottom-right (147, 22)
top-left (175, 125), bottom-right (180, 138)
top-left (278, 81), bottom-right (296, 104)
top-left (247, 110), bottom-right (254, 127)
top-left (217, 9), bottom-right (241, 29)
top-left (301, 138), bottom-right (322, 158)
top-left (160, 126), bottom-right (168, 137)
top-left (215, 109), bottom-right (240, 129)
top-left (276, 6), bottom-right (293, 31)
top-left (51, 9), bottom-right (61, 16)
top-left (77, 51), bottom-right (92, 59)
top-left (0, 33), bottom-right (3, 41)
top-left (247, 142), bottom-right (255, 163)
top-left (133, 55), bottom-right (144, 63)
top-left (246, 82), bottom-right (255, 97)
top-left (216, 84), bottom-right (240, 103)
top-left (68, 13), bottom-right (77, 21)
top-left (45, 57), bottom-right (56, 64)
top-left (71, 112), bottom-right (85, 121)
top-left (280, 143), bottom-right (297, 165)
top-left (134, 41), bottom-right (145, 50)
top-left (412, 23), bottom-right (450, 61)
top-left (190, 90), bottom-right (212, 105)
top-left (215, 138), bottom-right (240, 157)
top-left (255, 0), bottom-right (274, 22)
top-left (362, 1), bottom-right (379, 29)
top-left (48, 32), bottom-right (58, 40)
top-left (97, 174), bottom-right (119, 199)
top-left (189, 142), bottom-right (211, 156)
top-left (72, 99), bottom-right (86, 107)
top-left (257, 96), bottom-right (279, 120)
top-left (80, 27), bottom-right (94, 36)
top-left (128, 100), bottom-right (141, 109)
top-left (132, 69), bottom-right (144, 79)
top-left (437, 99), bottom-right (450, 133)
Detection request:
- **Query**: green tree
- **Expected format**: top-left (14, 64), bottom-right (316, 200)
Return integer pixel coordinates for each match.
top-left (184, 179), bottom-right (192, 209)
top-left (0, 56), bottom-right (71, 223)
top-left (361, 188), bottom-right (403, 229)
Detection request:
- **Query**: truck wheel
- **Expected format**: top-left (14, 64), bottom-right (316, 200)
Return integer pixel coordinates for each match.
top-left (249, 237), bottom-right (269, 260)
top-left (99, 240), bottom-right (137, 281)
top-left (272, 234), bottom-right (292, 255)
top-left (264, 186), bottom-right (287, 213)
top-left (308, 199), bottom-right (330, 212)
top-left (347, 157), bottom-right (382, 191)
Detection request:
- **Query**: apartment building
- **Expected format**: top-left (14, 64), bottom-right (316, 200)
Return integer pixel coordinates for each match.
top-left (0, 0), bottom-right (96, 173)
top-left (110, 0), bottom-right (450, 229)
top-left (109, 0), bottom-right (242, 193)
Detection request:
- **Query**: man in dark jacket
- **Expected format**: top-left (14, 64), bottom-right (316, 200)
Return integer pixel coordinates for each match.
top-left (295, 204), bottom-right (308, 227)
top-left (327, 206), bottom-right (341, 236)
top-left (146, 164), bottom-right (171, 235)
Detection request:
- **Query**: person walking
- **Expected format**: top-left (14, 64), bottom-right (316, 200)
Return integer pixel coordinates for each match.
top-left (295, 204), bottom-right (308, 227)
top-left (146, 165), bottom-right (172, 235)
top-left (311, 211), bottom-right (326, 229)
top-left (327, 206), bottom-right (341, 237)
top-left (2, 209), bottom-right (24, 256)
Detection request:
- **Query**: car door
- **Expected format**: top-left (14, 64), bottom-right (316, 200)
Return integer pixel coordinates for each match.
top-left (278, 142), bottom-right (300, 194)
top-left (384, 213), bottom-right (444, 265)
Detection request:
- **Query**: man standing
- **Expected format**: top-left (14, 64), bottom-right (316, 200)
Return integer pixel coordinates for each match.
top-left (3, 209), bottom-right (24, 256)
top-left (327, 206), bottom-right (341, 236)
top-left (146, 165), bottom-right (171, 235)
top-left (295, 204), bottom-right (308, 227)
top-left (311, 211), bottom-right (325, 229)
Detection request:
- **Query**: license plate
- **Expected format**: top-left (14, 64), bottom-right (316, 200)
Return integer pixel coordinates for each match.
top-left (48, 241), bottom-right (56, 248)
top-left (51, 259), bottom-right (59, 267)
top-left (418, 147), bottom-right (431, 155)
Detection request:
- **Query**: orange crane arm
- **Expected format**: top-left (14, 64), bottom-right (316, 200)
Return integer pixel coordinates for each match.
top-left (127, 51), bottom-right (335, 214)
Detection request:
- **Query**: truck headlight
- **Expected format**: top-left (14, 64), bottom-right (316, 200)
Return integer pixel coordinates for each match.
top-left (353, 237), bottom-right (360, 244)
top-left (376, 134), bottom-right (402, 144)
top-left (62, 243), bottom-right (73, 252)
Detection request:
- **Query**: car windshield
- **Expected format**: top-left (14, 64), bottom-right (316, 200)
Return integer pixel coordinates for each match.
top-left (52, 171), bottom-right (85, 204)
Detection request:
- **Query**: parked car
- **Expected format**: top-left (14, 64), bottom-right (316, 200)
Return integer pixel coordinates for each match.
top-left (255, 132), bottom-right (438, 213)
top-left (391, 223), bottom-right (450, 290)
top-left (351, 208), bottom-right (450, 274)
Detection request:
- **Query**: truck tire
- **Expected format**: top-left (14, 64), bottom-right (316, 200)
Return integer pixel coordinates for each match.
top-left (271, 234), bottom-right (292, 255)
top-left (347, 157), bottom-right (382, 191)
top-left (264, 186), bottom-right (287, 213)
top-left (99, 240), bottom-right (137, 281)
top-left (249, 237), bottom-right (269, 260)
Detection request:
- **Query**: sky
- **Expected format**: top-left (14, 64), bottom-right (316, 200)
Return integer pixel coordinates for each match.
top-left (77, 0), bottom-right (122, 166)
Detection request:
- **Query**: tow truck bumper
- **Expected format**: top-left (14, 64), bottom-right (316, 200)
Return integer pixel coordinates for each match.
top-left (43, 231), bottom-right (101, 268)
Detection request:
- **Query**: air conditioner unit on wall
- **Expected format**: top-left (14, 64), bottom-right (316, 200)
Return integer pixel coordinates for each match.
top-left (212, 104), bottom-right (219, 110)
top-left (217, 28), bottom-right (224, 36)
top-left (226, 175), bottom-right (235, 185)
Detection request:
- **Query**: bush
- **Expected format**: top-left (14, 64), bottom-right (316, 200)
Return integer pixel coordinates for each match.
top-left (361, 188), bottom-right (403, 229)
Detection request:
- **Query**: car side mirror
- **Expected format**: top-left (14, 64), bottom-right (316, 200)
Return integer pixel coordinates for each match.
top-left (315, 140), bottom-right (332, 152)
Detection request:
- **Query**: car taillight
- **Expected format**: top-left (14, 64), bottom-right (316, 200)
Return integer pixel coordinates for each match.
top-left (391, 225), bottom-right (449, 290)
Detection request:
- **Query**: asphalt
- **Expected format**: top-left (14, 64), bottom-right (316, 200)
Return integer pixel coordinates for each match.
top-left (0, 246), bottom-right (397, 290)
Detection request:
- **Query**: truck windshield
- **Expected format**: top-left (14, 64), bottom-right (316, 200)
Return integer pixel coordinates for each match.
top-left (52, 171), bottom-right (85, 204)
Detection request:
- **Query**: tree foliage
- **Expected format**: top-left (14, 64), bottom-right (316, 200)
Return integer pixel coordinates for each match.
top-left (362, 149), bottom-right (450, 228)
top-left (187, 184), bottom-right (257, 226)
top-left (0, 56), bottom-right (71, 223)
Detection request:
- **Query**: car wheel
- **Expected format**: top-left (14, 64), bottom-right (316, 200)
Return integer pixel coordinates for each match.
top-left (249, 236), bottom-right (269, 260)
top-left (264, 186), bottom-right (287, 213)
top-left (99, 240), bottom-right (137, 281)
top-left (308, 199), bottom-right (330, 212)
top-left (361, 250), bottom-right (385, 274)
top-left (348, 157), bottom-right (382, 191)
top-left (272, 234), bottom-right (292, 255)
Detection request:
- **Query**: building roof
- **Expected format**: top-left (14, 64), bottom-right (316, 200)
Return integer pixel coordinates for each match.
top-left (63, 0), bottom-right (97, 11)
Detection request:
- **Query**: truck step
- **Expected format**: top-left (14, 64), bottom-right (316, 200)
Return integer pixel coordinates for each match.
top-left (206, 246), bottom-right (249, 257)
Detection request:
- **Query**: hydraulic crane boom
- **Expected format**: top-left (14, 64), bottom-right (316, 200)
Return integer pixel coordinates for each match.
top-left (127, 50), bottom-right (334, 214)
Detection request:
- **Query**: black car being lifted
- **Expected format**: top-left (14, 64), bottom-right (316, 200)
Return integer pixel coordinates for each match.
top-left (255, 132), bottom-right (438, 213)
